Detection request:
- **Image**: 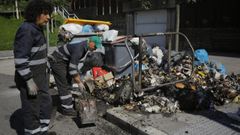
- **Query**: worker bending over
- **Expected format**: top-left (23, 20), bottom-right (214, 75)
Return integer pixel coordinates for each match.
top-left (49, 36), bottom-right (104, 116)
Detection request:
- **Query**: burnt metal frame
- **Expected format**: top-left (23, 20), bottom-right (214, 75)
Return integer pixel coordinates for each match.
top-left (124, 32), bottom-right (195, 95)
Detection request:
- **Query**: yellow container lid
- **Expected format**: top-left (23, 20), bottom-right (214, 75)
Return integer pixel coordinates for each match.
top-left (64, 18), bottom-right (112, 26)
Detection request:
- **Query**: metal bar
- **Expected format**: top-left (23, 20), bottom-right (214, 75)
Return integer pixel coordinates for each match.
top-left (141, 79), bottom-right (186, 92)
top-left (109, 0), bottom-right (111, 15)
top-left (51, 18), bottom-right (54, 33)
top-left (59, 6), bottom-right (79, 19)
top-left (116, 0), bottom-right (119, 14)
top-left (135, 32), bottom-right (165, 37)
top-left (175, 4), bottom-right (180, 51)
top-left (138, 36), bottom-right (143, 90)
top-left (73, 33), bottom-right (102, 37)
top-left (135, 32), bottom-right (194, 55)
top-left (168, 35), bottom-right (172, 73)
top-left (124, 37), bottom-right (136, 94)
top-left (102, 0), bottom-right (105, 15)
top-left (133, 32), bottom-right (195, 93)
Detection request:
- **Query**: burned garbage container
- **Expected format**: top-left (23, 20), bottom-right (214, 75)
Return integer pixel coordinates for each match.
top-left (103, 42), bottom-right (135, 78)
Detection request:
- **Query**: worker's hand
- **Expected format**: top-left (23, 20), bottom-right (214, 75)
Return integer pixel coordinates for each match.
top-left (78, 81), bottom-right (86, 91)
top-left (26, 78), bottom-right (38, 96)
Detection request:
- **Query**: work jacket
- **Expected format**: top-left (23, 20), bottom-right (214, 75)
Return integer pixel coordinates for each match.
top-left (14, 21), bottom-right (47, 81)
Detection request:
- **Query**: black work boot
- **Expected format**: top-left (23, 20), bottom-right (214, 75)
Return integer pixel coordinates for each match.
top-left (42, 131), bottom-right (57, 135)
top-left (47, 131), bottom-right (57, 135)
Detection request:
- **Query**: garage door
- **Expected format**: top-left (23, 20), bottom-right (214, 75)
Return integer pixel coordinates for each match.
top-left (134, 10), bottom-right (167, 47)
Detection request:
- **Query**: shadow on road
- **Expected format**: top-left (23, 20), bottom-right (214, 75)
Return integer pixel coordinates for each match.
top-left (72, 117), bottom-right (96, 128)
top-left (192, 109), bottom-right (240, 133)
top-left (9, 85), bottom-right (17, 89)
top-left (9, 109), bottom-right (24, 135)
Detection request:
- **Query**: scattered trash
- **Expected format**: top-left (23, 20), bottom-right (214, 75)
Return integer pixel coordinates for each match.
top-left (54, 23), bottom-right (240, 115)
top-left (95, 24), bottom-right (110, 32)
top-left (78, 45), bottom-right (240, 114)
top-left (194, 49), bottom-right (209, 65)
top-left (151, 46), bottom-right (164, 65)
top-left (233, 95), bottom-right (240, 104)
top-left (74, 91), bottom-right (97, 124)
top-left (59, 23), bottom-right (83, 35)
top-left (138, 95), bottom-right (179, 114)
top-left (82, 24), bottom-right (94, 33)
top-left (102, 30), bottom-right (118, 42)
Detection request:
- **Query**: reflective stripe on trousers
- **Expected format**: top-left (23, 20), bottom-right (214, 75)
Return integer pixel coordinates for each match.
top-left (15, 64), bottom-right (52, 135)
top-left (49, 54), bottom-right (74, 110)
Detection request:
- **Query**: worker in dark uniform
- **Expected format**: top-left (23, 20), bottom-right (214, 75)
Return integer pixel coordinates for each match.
top-left (49, 36), bottom-right (104, 116)
top-left (13, 0), bottom-right (55, 135)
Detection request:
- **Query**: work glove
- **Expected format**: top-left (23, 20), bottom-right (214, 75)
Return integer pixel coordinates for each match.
top-left (26, 78), bottom-right (38, 96)
top-left (78, 81), bottom-right (86, 91)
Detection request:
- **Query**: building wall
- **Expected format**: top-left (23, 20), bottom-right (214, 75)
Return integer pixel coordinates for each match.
top-left (69, 0), bottom-right (240, 53)
top-left (180, 0), bottom-right (240, 53)
top-left (124, 0), bottom-right (177, 47)
top-left (133, 10), bottom-right (167, 47)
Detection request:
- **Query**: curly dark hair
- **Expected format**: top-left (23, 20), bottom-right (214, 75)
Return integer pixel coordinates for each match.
top-left (24, 0), bottom-right (53, 22)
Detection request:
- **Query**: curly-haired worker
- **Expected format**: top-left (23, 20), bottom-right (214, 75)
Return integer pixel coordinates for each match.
top-left (13, 0), bottom-right (56, 134)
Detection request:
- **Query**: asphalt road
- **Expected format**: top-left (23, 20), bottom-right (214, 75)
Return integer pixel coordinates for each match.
top-left (0, 59), bottom-right (130, 135)
top-left (0, 52), bottom-right (240, 135)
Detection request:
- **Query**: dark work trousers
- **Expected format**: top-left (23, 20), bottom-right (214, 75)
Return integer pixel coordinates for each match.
top-left (49, 53), bottom-right (74, 111)
top-left (15, 64), bottom-right (52, 135)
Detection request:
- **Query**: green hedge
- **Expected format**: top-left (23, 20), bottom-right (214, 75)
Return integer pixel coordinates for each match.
top-left (0, 15), bottom-right (63, 50)
top-left (0, 16), bottom-right (22, 50)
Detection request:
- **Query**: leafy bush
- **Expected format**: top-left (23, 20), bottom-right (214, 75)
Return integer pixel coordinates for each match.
top-left (0, 15), bottom-right (64, 50)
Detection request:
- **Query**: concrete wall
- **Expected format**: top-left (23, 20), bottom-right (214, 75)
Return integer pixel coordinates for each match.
top-left (180, 28), bottom-right (240, 53)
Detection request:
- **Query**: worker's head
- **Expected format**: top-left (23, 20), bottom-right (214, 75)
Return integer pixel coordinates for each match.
top-left (24, 0), bottom-right (53, 26)
top-left (88, 36), bottom-right (102, 51)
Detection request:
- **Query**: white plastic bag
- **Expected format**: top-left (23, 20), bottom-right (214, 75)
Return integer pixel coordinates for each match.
top-left (102, 30), bottom-right (118, 42)
top-left (59, 23), bottom-right (83, 35)
top-left (95, 24), bottom-right (109, 31)
top-left (152, 46), bottom-right (164, 65)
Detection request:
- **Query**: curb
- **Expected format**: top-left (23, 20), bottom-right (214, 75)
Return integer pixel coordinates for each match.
top-left (106, 107), bottom-right (167, 135)
top-left (0, 56), bottom-right (14, 60)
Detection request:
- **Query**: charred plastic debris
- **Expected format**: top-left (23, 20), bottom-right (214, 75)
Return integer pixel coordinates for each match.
top-left (80, 32), bottom-right (240, 115)
top-left (50, 31), bottom-right (240, 116)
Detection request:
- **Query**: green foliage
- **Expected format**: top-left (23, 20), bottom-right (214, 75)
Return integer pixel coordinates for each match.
top-left (0, 14), bottom-right (64, 50)
top-left (0, 0), bottom-right (28, 12)
top-left (48, 15), bottom-right (65, 46)
top-left (0, 4), bottom-right (14, 11)
top-left (138, 0), bottom-right (153, 9)
top-left (18, 0), bottom-right (28, 11)
top-left (51, 0), bottom-right (68, 7)
top-left (0, 16), bottom-right (22, 50)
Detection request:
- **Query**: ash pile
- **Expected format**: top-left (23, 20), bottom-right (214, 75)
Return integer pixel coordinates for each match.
top-left (48, 23), bottom-right (239, 116)
top-left (82, 37), bottom-right (240, 115)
